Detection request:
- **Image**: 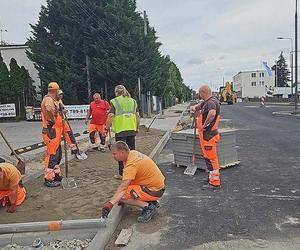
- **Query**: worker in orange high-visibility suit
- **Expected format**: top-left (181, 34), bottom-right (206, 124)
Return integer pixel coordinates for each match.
top-left (41, 82), bottom-right (63, 188)
top-left (193, 85), bottom-right (221, 187)
top-left (85, 93), bottom-right (110, 152)
top-left (57, 90), bottom-right (78, 155)
top-left (0, 163), bottom-right (26, 213)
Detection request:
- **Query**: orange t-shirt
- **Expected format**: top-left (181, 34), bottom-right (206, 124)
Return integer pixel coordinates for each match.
top-left (41, 95), bottom-right (60, 127)
top-left (123, 151), bottom-right (165, 191)
top-left (0, 163), bottom-right (21, 191)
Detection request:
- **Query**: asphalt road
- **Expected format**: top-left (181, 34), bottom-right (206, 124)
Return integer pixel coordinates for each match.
top-left (118, 103), bottom-right (300, 250)
top-left (0, 120), bottom-right (88, 158)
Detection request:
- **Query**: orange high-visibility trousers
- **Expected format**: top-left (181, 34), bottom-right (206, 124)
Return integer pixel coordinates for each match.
top-left (42, 116), bottom-right (63, 182)
top-left (63, 122), bottom-right (77, 152)
top-left (0, 186), bottom-right (26, 206)
top-left (197, 114), bottom-right (221, 187)
top-left (124, 185), bottom-right (160, 202)
top-left (88, 124), bottom-right (106, 145)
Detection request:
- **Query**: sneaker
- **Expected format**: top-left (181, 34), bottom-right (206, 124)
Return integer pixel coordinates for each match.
top-left (44, 180), bottom-right (61, 188)
top-left (137, 203), bottom-right (158, 223)
top-left (113, 174), bottom-right (123, 180)
top-left (149, 200), bottom-right (161, 208)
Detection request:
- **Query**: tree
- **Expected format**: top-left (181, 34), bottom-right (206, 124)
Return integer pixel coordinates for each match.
top-left (0, 52), bottom-right (10, 103)
top-left (27, 0), bottom-right (191, 104)
top-left (272, 51), bottom-right (290, 87)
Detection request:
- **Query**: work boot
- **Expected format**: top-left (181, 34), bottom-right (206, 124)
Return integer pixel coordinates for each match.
top-left (137, 203), bottom-right (158, 223)
top-left (208, 171), bottom-right (221, 188)
top-left (44, 180), bottom-right (61, 188)
top-left (113, 174), bottom-right (123, 180)
top-left (71, 149), bottom-right (78, 155)
top-left (149, 200), bottom-right (161, 208)
top-left (99, 145), bottom-right (105, 152)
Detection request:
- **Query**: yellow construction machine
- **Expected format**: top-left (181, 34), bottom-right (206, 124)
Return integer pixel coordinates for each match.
top-left (219, 82), bottom-right (236, 105)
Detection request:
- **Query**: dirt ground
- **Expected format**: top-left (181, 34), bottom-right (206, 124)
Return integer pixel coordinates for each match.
top-left (0, 127), bottom-right (164, 224)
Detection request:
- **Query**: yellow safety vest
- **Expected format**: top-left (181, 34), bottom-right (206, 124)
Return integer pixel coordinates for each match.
top-left (111, 96), bottom-right (137, 134)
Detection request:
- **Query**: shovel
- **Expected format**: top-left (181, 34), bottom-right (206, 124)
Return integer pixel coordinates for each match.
top-left (108, 128), bottom-right (112, 151)
top-left (184, 113), bottom-right (198, 176)
top-left (0, 130), bottom-right (26, 175)
top-left (61, 113), bottom-right (77, 189)
top-left (63, 113), bottom-right (88, 160)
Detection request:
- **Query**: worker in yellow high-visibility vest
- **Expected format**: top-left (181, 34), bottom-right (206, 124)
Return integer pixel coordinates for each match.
top-left (106, 85), bottom-right (140, 180)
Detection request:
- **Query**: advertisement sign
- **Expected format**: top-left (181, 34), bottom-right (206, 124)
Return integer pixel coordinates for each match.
top-left (64, 105), bottom-right (89, 119)
top-left (0, 103), bottom-right (16, 118)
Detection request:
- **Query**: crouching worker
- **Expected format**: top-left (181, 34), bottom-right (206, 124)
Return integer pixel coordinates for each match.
top-left (101, 141), bottom-right (165, 223)
top-left (0, 163), bottom-right (26, 213)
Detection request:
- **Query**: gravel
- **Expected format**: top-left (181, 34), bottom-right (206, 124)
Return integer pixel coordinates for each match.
top-left (1, 239), bottom-right (91, 250)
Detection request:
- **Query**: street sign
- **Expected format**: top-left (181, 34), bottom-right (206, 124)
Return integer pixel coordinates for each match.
top-left (0, 103), bottom-right (16, 118)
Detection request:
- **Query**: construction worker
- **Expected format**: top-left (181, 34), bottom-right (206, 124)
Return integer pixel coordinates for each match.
top-left (41, 82), bottom-right (63, 187)
top-left (101, 141), bottom-right (165, 223)
top-left (192, 85), bottom-right (221, 187)
top-left (0, 163), bottom-right (26, 213)
top-left (85, 93), bottom-right (110, 152)
top-left (57, 90), bottom-right (78, 155)
top-left (106, 85), bottom-right (139, 180)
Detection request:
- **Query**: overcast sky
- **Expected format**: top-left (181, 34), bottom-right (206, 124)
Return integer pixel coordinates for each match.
top-left (0, 0), bottom-right (296, 90)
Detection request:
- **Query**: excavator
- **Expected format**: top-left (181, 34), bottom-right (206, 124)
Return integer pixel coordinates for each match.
top-left (219, 82), bottom-right (236, 105)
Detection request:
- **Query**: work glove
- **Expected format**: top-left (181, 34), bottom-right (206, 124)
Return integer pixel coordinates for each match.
top-left (7, 203), bottom-right (17, 213)
top-left (101, 201), bottom-right (113, 218)
top-left (47, 122), bottom-right (56, 140)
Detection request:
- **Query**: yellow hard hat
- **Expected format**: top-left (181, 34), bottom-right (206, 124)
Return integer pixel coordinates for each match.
top-left (48, 82), bottom-right (60, 91)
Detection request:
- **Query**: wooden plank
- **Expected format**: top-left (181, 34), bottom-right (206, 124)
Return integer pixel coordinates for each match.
top-left (115, 228), bottom-right (133, 246)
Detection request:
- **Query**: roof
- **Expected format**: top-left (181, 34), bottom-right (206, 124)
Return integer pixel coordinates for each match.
top-left (233, 69), bottom-right (274, 78)
top-left (0, 44), bottom-right (29, 50)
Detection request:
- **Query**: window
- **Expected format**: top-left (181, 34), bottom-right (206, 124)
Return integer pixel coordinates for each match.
top-left (260, 81), bottom-right (264, 86)
top-left (251, 82), bottom-right (256, 87)
top-left (259, 73), bottom-right (265, 77)
top-left (251, 73), bottom-right (256, 78)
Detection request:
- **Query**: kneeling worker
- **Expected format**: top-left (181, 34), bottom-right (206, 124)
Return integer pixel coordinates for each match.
top-left (0, 163), bottom-right (26, 213)
top-left (101, 141), bottom-right (165, 223)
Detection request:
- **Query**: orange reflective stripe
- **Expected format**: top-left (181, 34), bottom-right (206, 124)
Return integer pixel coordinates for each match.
top-left (48, 221), bottom-right (61, 231)
top-left (44, 168), bottom-right (55, 181)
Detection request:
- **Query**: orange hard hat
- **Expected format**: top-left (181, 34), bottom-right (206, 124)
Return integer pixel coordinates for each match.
top-left (48, 82), bottom-right (60, 91)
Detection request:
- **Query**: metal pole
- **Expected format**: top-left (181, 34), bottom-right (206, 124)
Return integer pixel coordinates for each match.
top-left (275, 63), bottom-right (278, 87)
top-left (295, 0), bottom-right (298, 111)
top-left (104, 80), bottom-right (108, 100)
top-left (86, 55), bottom-right (91, 101)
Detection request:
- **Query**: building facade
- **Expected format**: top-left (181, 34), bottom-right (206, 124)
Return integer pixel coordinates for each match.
top-left (0, 44), bottom-right (41, 98)
top-left (233, 70), bottom-right (275, 98)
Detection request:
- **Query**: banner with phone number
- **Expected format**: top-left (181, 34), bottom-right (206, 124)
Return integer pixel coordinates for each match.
top-left (64, 105), bottom-right (89, 119)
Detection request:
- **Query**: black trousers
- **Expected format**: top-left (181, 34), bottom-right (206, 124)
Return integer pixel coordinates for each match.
top-left (115, 136), bottom-right (135, 175)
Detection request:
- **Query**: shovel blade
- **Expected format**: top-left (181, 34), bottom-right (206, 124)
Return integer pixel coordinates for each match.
top-left (16, 160), bottom-right (26, 175)
top-left (76, 152), bottom-right (88, 160)
top-left (62, 178), bottom-right (77, 189)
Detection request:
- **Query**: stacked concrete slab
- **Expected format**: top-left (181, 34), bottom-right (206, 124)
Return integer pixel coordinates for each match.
top-left (172, 125), bottom-right (239, 170)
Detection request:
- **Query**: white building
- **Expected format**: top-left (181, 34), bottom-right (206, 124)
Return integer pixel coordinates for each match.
top-left (233, 70), bottom-right (275, 98)
top-left (0, 44), bottom-right (41, 97)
